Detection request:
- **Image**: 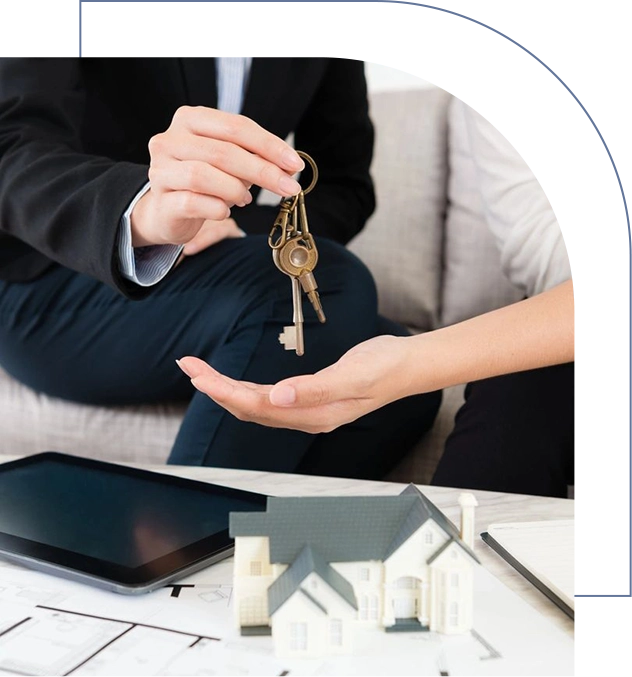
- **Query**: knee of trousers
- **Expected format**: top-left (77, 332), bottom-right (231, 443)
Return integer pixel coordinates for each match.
top-left (311, 237), bottom-right (378, 317)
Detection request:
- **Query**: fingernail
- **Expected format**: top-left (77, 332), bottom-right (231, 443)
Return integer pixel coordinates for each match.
top-left (176, 359), bottom-right (193, 378)
top-left (236, 192), bottom-right (251, 208)
top-left (270, 384), bottom-right (296, 406)
top-left (281, 149), bottom-right (304, 172)
top-left (225, 207), bottom-right (231, 218)
top-left (278, 175), bottom-right (301, 196)
top-left (238, 228), bottom-right (247, 238)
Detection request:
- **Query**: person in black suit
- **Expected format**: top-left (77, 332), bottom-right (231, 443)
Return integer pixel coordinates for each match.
top-left (0, 57), bottom-right (441, 477)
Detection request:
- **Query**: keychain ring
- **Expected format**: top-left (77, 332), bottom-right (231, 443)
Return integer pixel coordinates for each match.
top-left (296, 151), bottom-right (318, 195)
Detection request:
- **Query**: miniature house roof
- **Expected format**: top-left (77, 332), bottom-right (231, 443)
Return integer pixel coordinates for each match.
top-left (229, 484), bottom-right (480, 565)
top-left (427, 537), bottom-right (468, 565)
top-left (268, 544), bottom-right (357, 616)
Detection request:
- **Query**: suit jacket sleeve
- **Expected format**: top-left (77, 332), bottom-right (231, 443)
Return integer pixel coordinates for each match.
top-left (236, 58), bottom-right (376, 245)
top-left (0, 58), bottom-right (150, 297)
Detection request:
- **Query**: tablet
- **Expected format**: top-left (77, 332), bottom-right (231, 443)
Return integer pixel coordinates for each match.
top-left (0, 452), bottom-right (267, 594)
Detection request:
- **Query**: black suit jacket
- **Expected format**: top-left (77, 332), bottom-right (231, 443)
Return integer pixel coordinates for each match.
top-left (0, 58), bottom-right (374, 298)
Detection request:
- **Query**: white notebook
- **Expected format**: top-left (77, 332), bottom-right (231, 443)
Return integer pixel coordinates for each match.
top-left (481, 519), bottom-right (574, 617)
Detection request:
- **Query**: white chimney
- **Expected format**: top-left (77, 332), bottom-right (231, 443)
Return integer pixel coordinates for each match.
top-left (458, 493), bottom-right (478, 549)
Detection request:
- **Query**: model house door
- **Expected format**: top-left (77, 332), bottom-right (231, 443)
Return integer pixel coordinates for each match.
top-left (393, 576), bottom-right (420, 619)
top-left (393, 596), bottom-right (417, 618)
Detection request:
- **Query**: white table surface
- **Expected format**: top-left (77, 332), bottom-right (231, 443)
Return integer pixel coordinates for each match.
top-left (0, 455), bottom-right (574, 638)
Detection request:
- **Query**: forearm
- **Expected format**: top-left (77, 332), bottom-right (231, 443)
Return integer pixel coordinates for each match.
top-left (405, 280), bottom-right (574, 394)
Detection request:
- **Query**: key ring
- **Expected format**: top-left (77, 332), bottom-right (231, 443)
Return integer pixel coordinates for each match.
top-left (268, 151), bottom-right (318, 249)
top-left (296, 151), bottom-right (318, 196)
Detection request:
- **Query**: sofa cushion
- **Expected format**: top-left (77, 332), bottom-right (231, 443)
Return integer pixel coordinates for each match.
top-left (349, 87), bottom-right (452, 332)
top-left (0, 366), bottom-right (180, 464)
top-left (441, 97), bottom-right (524, 327)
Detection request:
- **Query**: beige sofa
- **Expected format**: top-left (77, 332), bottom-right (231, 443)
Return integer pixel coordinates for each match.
top-left (0, 86), bottom-right (527, 483)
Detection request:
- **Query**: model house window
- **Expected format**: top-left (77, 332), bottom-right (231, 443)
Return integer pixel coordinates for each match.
top-left (449, 602), bottom-right (459, 627)
top-left (290, 622), bottom-right (307, 651)
top-left (370, 595), bottom-right (379, 620)
top-left (329, 619), bottom-right (343, 646)
top-left (359, 567), bottom-right (370, 581)
top-left (239, 596), bottom-right (266, 625)
top-left (451, 573), bottom-right (459, 588)
top-left (359, 595), bottom-right (369, 620)
top-left (424, 530), bottom-right (434, 545)
top-left (249, 560), bottom-right (262, 576)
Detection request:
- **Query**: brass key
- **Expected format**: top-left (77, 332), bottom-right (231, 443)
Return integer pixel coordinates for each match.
top-left (268, 152), bottom-right (326, 356)
top-left (278, 277), bottom-right (305, 355)
top-left (274, 235), bottom-right (326, 323)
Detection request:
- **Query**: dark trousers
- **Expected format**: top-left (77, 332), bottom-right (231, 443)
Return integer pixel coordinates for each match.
top-left (432, 363), bottom-right (574, 497)
top-left (0, 235), bottom-right (440, 480)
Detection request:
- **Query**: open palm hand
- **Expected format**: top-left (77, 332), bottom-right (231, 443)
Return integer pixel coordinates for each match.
top-left (177, 335), bottom-right (416, 433)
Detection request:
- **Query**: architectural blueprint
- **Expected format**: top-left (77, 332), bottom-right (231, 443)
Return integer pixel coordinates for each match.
top-left (0, 557), bottom-right (573, 675)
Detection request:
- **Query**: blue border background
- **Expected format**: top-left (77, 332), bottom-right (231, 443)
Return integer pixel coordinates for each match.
top-left (0, 0), bottom-right (616, 677)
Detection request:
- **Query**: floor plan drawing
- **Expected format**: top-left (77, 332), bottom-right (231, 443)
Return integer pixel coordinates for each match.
top-left (0, 557), bottom-right (573, 675)
top-left (0, 605), bottom-right (284, 677)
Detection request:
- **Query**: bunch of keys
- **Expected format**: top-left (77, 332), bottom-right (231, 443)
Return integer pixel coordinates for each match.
top-left (268, 151), bottom-right (326, 356)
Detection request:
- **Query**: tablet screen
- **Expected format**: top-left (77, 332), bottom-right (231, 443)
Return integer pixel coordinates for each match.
top-left (0, 453), bottom-right (265, 578)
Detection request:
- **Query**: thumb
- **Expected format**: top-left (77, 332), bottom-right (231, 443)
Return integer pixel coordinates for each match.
top-left (269, 368), bottom-right (356, 408)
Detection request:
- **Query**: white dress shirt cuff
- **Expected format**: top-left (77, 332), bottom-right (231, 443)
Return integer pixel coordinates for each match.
top-left (117, 182), bottom-right (183, 287)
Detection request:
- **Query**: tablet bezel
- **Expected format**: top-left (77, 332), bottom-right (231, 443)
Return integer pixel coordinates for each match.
top-left (0, 452), bottom-right (267, 592)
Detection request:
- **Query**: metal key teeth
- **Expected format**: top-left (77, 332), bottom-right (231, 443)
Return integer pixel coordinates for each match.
top-left (279, 326), bottom-right (304, 356)
top-left (298, 271), bottom-right (326, 324)
top-left (307, 291), bottom-right (326, 323)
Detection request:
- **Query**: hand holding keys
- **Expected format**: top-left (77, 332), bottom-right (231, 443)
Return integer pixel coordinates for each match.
top-left (268, 152), bottom-right (326, 356)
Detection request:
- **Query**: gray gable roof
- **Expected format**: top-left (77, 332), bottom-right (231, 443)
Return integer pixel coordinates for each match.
top-left (427, 538), bottom-right (456, 565)
top-left (395, 485), bottom-right (480, 564)
top-left (297, 588), bottom-right (327, 615)
top-left (383, 491), bottom-right (438, 560)
top-left (231, 495), bottom-right (416, 562)
top-left (268, 544), bottom-right (357, 616)
top-left (229, 484), bottom-right (479, 565)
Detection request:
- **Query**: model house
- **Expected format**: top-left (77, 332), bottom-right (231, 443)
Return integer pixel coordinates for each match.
top-left (229, 485), bottom-right (480, 658)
